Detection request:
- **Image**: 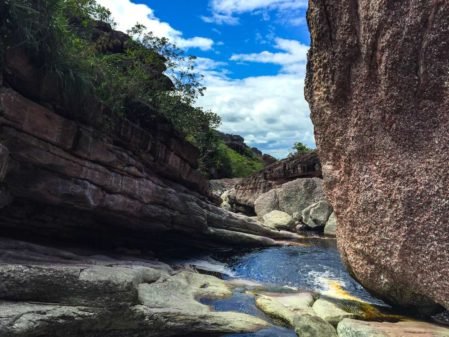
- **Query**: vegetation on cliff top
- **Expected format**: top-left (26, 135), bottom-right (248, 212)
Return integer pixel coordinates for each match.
top-left (0, 0), bottom-right (265, 178)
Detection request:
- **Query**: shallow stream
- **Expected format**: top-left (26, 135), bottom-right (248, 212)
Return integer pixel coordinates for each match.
top-left (172, 238), bottom-right (389, 337)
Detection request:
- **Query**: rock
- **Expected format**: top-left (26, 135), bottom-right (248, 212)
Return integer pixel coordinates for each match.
top-left (256, 293), bottom-right (316, 325)
top-left (294, 315), bottom-right (338, 337)
top-left (209, 178), bottom-right (243, 198)
top-left (301, 201), bottom-right (333, 229)
top-left (0, 239), bottom-right (270, 337)
top-left (254, 178), bottom-right (326, 219)
top-left (306, 0), bottom-right (449, 311)
top-left (220, 189), bottom-right (233, 210)
top-left (0, 144), bottom-right (9, 181)
top-left (312, 298), bottom-right (356, 326)
top-left (232, 152), bottom-right (322, 210)
top-left (324, 213), bottom-right (337, 236)
top-left (255, 293), bottom-right (337, 337)
top-left (262, 210), bottom-right (294, 230)
top-left (0, 88), bottom-right (298, 249)
top-left (337, 319), bottom-right (449, 337)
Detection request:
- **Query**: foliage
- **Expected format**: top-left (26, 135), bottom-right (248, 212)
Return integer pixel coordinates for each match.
top-left (0, 0), bottom-right (220, 139)
top-left (200, 133), bottom-right (264, 178)
top-left (291, 141), bottom-right (312, 156)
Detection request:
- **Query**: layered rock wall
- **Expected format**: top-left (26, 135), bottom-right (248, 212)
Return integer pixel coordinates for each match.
top-left (306, 0), bottom-right (449, 311)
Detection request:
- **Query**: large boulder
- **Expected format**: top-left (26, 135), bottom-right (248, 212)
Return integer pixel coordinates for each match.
top-left (301, 200), bottom-right (333, 229)
top-left (306, 0), bottom-right (449, 311)
top-left (255, 178), bottom-right (326, 219)
top-left (232, 152), bottom-right (322, 210)
top-left (262, 210), bottom-right (294, 230)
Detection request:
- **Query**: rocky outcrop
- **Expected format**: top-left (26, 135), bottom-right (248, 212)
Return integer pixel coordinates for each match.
top-left (0, 238), bottom-right (269, 337)
top-left (232, 151), bottom-right (322, 210)
top-left (0, 87), bottom-right (302, 249)
top-left (338, 319), bottom-right (449, 337)
top-left (306, 0), bottom-right (449, 311)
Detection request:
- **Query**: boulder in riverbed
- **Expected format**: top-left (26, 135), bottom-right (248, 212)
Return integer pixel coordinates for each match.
top-left (301, 201), bottom-right (333, 229)
top-left (262, 210), bottom-right (294, 230)
top-left (255, 178), bottom-right (326, 219)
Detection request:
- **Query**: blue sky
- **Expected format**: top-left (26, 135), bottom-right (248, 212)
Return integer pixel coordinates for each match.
top-left (97, 0), bottom-right (313, 158)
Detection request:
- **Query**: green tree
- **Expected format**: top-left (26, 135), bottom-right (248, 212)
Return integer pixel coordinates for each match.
top-left (292, 141), bottom-right (311, 155)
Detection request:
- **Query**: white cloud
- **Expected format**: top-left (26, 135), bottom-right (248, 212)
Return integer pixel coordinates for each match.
top-left (96, 0), bottom-right (214, 50)
top-left (231, 38), bottom-right (309, 75)
top-left (203, 0), bottom-right (308, 25)
top-left (195, 53), bottom-right (314, 159)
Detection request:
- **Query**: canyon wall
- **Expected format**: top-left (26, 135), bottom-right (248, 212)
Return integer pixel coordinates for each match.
top-left (306, 0), bottom-right (449, 311)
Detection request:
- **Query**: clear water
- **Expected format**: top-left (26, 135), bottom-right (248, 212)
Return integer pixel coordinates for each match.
top-left (174, 241), bottom-right (388, 337)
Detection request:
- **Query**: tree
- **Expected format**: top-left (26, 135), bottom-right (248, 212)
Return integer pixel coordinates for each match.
top-left (292, 142), bottom-right (311, 155)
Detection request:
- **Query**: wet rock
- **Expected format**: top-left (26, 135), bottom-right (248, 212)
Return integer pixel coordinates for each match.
top-left (255, 293), bottom-right (316, 325)
top-left (312, 298), bottom-right (356, 326)
top-left (301, 201), bottom-right (333, 229)
top-left (324, 213), bottom-right (337, 236)
top-left (337, 319), bottom-right (449, 337)
top-left (306, 0), bottom-right (449, 311)
top-left (255, 293), bottom-right (337, 336)
top-left (293, 315), bottom-right (338, 337)
top-left (262, 210), bottom-right (294, 230)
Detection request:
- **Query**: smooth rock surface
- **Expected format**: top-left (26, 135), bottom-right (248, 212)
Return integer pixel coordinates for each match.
top-left (0, 239), bottom-right (270, 337)
top-left (262, 210), bottom-right (294, 230)
top-left (255, 292), bottom-right (338, 337)
top-left (337, 319), bottom-right (449, 337)
top-left (324, 213), bottom-right (337, 236)
top-left (312, 298), bottom-right (356, 326)
top-left (255, 178), bottom-right (326, 219)
top-left (301, 200), bottom-right (333, 229)
top-left (306, 0), bottom-right (449, 310)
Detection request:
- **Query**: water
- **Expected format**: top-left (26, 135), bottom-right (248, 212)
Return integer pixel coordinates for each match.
top-left (174, 240), bottom-right (389, 337)
top-left (221, 244), bottom-right (384, 305)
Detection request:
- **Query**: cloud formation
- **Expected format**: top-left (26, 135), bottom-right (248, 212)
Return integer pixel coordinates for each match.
top-left (203, 0), bottom-right (308, 25)
top-left (231, 38), bottom-right (309, 75)
top-left (96, 0), bottom-right (214, 50)
top-left (196, 43), bottom-right (314, 159)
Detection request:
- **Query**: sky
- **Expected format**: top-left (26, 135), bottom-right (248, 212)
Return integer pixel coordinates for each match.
top-left (96, 0), bottom-right (313, 158)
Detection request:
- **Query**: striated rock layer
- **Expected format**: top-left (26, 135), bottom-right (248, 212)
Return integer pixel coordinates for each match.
top-left (306, 0), bottom-right (449, 311)
top-left (0, 87), bottom-right (299, 249)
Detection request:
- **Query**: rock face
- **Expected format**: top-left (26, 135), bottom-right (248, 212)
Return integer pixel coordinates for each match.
top-left (306, 0), bottom-right (449, 311)
top-left (0, 238), bottom-right (269, 337)
top-left (0, 51), bottom-right (299, 250)
top-left (254, 178), bottom-right (327, 220)
top-left (231, 152), bottom-right (322, 210)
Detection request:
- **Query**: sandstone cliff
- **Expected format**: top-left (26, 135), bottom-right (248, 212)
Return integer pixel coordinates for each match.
top-left (306, 0), bottom-right (449, 312)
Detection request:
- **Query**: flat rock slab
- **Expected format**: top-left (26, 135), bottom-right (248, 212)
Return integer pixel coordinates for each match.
top-left (338, 319), bottom-right (449, 337)
top-left (312, 298), bottom-right (356, 326)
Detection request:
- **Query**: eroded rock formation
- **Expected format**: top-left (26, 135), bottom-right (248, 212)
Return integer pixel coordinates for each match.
top-left (306, 0), bottom-right (449, 311)
top-left (232, 151), bottom-right (322, 210)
